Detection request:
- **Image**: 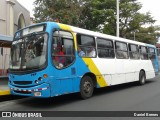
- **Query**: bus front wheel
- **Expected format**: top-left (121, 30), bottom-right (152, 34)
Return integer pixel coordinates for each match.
top-left (80, 76), bottom-right (94, 99)
top-left (139, 71), bottom-right (146, 85)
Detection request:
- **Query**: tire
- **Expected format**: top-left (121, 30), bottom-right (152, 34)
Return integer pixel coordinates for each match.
top-left (80, 76), bottom-right (94, 99)
top-left (139, 71), bottom-right (146, 85)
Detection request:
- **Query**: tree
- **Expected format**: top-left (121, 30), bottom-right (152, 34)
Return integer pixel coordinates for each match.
top-left (33, 0), bottom-right (117, 30)
top-left (34, 0), bottom-right (158, 44)
top-left (134, 26), bottom-right (160, 44)
top-left (103, 0), bottom-right (155, 37)
top-left (34, 0), bottom-right (82, 26)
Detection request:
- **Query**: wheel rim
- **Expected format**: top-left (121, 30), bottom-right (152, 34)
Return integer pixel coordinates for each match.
top-left (83, 81), bottom-right (92, 94)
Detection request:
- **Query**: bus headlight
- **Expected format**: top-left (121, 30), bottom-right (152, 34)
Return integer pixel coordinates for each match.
top-left (35, 77), bottom-right (43, 84)
top-left (38, 77), bottom-right (43, 81)
top-left (35, 80), bottom-right (39, 84)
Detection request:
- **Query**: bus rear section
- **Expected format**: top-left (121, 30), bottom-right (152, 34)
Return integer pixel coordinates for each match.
top-left (147, 45), bottom-right (159, 75)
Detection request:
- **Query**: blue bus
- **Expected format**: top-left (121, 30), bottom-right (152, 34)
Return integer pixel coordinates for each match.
top-left (8, 22), bottom-right (159, 99)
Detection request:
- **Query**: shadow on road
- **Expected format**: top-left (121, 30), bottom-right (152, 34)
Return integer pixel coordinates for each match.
top-left (0, 95), bottom-right (26, 102)
top-left (15, 79), bottom-right (156, 109)
top-left (94, 80), bottom-right (155, 96)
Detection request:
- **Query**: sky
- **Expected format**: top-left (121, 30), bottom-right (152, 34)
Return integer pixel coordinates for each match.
top-left (17, 0), bottom-right (160, 26)
top-left (138, 0), bottom-right (160, 26)
top-left (17, 0), bottom-right (35, 17)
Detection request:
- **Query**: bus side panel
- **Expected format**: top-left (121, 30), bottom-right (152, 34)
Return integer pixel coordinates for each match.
top-left (134, 60), bottom-right (141, 81)
top-left (145, 60), bottom-right (155, 79)
top-left (49, 77), bottom-right (61, 97)
top-left (60, 79), bottom-right (73, 94)
top-left (113, 59), bottom-right (126, 85)
top-left (49, 55), bottom-right (91, 97)
top-left (74, 56), bottom-right (91, 90)
top-left (138, 60), bottom-right (155, 79)
top-left (82, 58), bottom-right (112, 87)
top-left (125, 59), bottom-right (139, 82)
top-left (90, 58), bottom-right (115, 86)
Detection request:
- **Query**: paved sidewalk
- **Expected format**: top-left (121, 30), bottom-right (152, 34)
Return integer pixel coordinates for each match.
top-left (0, 78), bottom-right (10, 95)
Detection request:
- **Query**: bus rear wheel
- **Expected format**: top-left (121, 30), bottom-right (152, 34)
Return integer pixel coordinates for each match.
top-left (80, 76), bottom-right (94, 99)
top-left (139, 71), bottom-right (146, 85)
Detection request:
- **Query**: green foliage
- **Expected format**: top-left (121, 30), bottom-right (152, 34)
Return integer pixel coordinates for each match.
top-left (34, 0), bottom-right (82, 26)
top-left (135, 26), bottom-right (160, 44)
top-left (34, 0), bottom-right (159, 44)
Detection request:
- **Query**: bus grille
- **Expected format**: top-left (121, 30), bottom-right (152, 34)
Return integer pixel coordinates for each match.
top-left (13, 81), bottom-right (32, 85)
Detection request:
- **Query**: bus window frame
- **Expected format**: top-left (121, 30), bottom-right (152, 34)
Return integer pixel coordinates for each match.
top-left (139, 46), bottom-right (149, 60)
top-left (115, 41), bottom-right (129, 59)
top-left (148, 47), bottom-right (156, 60)
top-left (51, 29), bottom-right (76, 70)
top-left (96, 37), bottom-right (115, 59)
top-left (77, 33), bottom-right (97, 58)
top-left (128, 43), bottom-right (140, 60)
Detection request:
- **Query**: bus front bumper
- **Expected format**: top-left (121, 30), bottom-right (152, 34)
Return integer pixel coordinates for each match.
top-left (8, 83), bottom-right (51, 98)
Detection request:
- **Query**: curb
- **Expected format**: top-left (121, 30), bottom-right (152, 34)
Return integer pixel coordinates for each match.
top-left (0, 90), bottom-right (10, 96)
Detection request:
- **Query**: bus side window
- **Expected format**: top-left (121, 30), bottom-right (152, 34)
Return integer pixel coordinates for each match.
top-left (77, 34), bottom-right (96, 58)
top-left (148, 47), bottom-right (156, 60)
top-left (140, 46), bottom-right (148, 60)
top-left (129, 44), bottom-right (139, 59)
top-left (97, 38), bottom-right (115, 58)
top-left (52, 31), bottom-right (75, 69)
top-left (115, 42), bottom-right (128, 59)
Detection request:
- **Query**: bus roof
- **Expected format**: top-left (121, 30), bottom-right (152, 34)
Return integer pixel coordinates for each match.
top-left (54, 22), bottom-right (155, 48)
top-left (57, 22), bottom-right (155, 47)
top-left (19, 22), bottom-right (156, 48)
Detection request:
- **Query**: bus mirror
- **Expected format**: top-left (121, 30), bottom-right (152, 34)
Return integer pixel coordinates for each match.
top-left (1, 48), bottom-right (3, 56)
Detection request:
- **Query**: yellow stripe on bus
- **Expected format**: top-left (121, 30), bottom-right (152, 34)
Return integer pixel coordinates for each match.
top-left (82, 58), bottom-right (108, 87)
top-left (58, 23), bottom-right (107, 87)
top-left (58, 23), bottom-right (77, 50)
top-left (0, 90), bottom-right (10, 96)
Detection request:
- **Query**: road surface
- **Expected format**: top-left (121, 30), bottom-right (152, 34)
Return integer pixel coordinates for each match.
top-left (0, 75), bottom-right (160, 119)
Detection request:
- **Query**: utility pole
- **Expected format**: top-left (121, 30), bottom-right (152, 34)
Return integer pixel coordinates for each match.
top-left (116, 0), bottom-right (119, 37)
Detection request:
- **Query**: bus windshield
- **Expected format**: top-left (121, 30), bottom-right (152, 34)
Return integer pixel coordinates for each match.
top-left (10, 33), bottom-right (48, 71)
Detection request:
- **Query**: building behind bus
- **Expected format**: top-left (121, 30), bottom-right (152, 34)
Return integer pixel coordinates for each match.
top-left (0, 0), bottom-right (31, 77)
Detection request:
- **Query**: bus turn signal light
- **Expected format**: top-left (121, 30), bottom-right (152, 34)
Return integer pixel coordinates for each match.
top-left (43, 74), bottom-right (48, 78)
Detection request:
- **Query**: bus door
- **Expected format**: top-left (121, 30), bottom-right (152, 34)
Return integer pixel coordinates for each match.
top-left (52, 30), bottom-right (76, 94)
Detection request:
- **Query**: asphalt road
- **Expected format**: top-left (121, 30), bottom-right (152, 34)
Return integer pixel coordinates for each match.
top-left (1, 75), bottom-right (160, 119)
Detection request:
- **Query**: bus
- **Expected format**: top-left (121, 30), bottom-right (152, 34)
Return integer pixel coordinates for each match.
top-left (8, 22), bottom-right (159, 99)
